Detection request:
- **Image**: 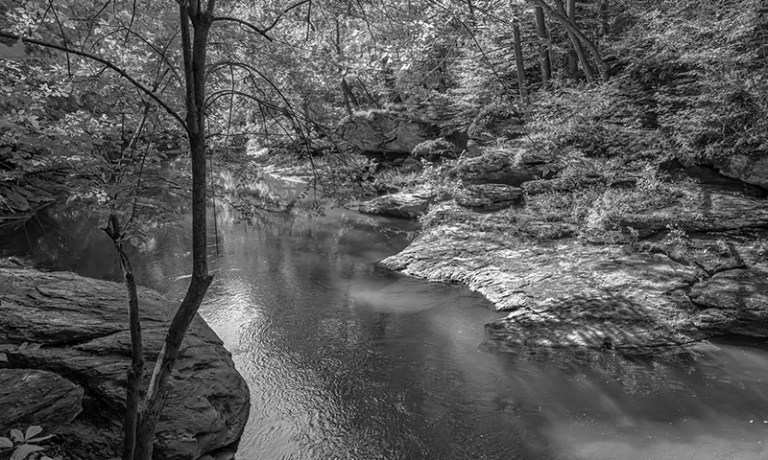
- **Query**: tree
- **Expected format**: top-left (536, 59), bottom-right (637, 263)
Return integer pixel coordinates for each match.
top-left (566, 0), bottom-right (578, 77)
top-left (528, 0), bottom-right (607, 81)
top-left (534, 6), bottom-right (552, 87)
top-left (0, 0), bottom-right (288, 457)
top-left (513, 17), bottom-right (529, 104)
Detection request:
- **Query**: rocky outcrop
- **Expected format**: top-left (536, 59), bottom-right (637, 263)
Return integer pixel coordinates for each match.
top-left (412, 138), bottom-right (460, 162)
top-left (336, 110), bottom-right (438, 159)
top-left (382, 222), bottom-right (768, 352)
top-left (711, 154), bottom-right (768, 190)
top-left (358, 190), bottom-right (433, 219)
top-left (0, 267), bottom-right (249, 460)
top-left (456, 149), bottom-right (557, 186)
top-left (0, 368), bottom-right (83, 433)
top-left (453, 184), bottom-right (522, 211)
top-left (612, 182), bottom-right (768, 234)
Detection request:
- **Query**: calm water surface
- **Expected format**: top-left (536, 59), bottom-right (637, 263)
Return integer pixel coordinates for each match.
top-left (2, 201), bottom-right (768, 460)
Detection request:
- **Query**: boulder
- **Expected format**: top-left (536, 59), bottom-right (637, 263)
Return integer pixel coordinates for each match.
top-left (711, 154), bottom-right (768, 190)
top-left (0, 267), bottom-right (250, 460)
top-left (453, 184), bottom-right (522, 211)
top-left (359, 190), bottom-right (433, 219)
top-left (467, 105), bottom-right (525, 145)
top-left (412, 138), bottom-right (460, 162)
top-left (0, 368), bottom-right (83, 433)
top-left (336, 110), bottom-right (438, 158)
top-left (456, 149), bottom-right (558, 186)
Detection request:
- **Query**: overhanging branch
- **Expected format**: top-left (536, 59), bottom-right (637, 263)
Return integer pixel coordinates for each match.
top-left (211, 16), bottom-right (274, 41)
top-left (0, 31), bottom-right (188, 132)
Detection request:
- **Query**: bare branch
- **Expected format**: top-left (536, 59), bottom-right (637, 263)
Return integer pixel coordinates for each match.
top-left (211, 16), bottom-right (274, 41)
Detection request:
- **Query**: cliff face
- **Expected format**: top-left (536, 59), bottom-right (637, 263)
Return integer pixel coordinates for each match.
top-left (0, 265), bottom-right (250, 460)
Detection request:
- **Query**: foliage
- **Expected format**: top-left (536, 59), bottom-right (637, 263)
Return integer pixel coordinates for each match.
top-left (0, 426), bottom-right (54, 460)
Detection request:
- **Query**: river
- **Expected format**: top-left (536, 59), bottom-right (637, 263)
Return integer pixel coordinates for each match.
top-left (2, 196), bottom-right (768, 460)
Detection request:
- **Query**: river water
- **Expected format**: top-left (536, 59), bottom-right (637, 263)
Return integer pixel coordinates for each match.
top-left (2, 196), bottom-right (768, 459)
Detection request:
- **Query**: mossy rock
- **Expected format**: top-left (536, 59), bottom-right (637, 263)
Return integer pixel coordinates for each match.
top-left (412, 138), bottom-right (460, 162)
top-left (467, 105), bottom-right (525, 145)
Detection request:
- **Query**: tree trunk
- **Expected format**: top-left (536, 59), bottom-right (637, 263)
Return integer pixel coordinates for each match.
top-left (566, 0), bottom-right (577, 77)
top-left (103, 214), bottom-right (144, 460)
top-left (340, 77), bottom-right (357, 116)
top-left (356, 77), bottom-right (381, 109)
top-left (568, 25), bottom-right (595, 82)
top-left (534, 6), bottom-right (552, 88)
top-left (512, 19), bottom-right (529, 105)
top-left (600, 0), bottom-right (610, 37)
top-left (381, 57), bottom-right (402, 104)
top-left (535, 0), bottom-right (607, 81)
top-left (133, 1), bottom-right (215, 458)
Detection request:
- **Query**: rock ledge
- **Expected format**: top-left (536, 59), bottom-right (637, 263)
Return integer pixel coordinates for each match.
top-left (0, 267), bottom-right (250, 460)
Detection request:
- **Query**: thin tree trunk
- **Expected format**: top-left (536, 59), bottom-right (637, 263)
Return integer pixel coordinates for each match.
top-left (103, 214), bottom-right (144, 460)
top-left (356, 77), bottom-right (381, 108)
top-left (133, 1), bottom-right (214, 458)
top-left (537, 0), bottom-right (606, 81)
top-left (600, 0), bottom-right (610, 37)
top-left (534, 6), bottom-right (552, 88)
top-left (566, 0), bottom-right (577, 76)
top-left (512, 19), bottom-right (529, 105)
top-left (569, 27), bottom-right (595, 82)
top-left (340, 77), bottom-right (357, 116)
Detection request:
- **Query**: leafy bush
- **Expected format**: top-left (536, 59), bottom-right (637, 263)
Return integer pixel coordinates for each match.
top-left (0, 426), bottom-right (54, 460)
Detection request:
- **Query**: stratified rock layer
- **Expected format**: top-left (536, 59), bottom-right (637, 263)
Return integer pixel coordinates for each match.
top-left (456, 149), bottom-right (556, 186)
top-left (454, 184), bottom-right (523, 210)
top-left (0, 267), bottom-right (249, 460)
top-left (359, 190), bottom-right (433, 219)
top-left (711, 154), bottom-right (768, 189)
top-left (382, 224), bottom-right (768, 351)
top-left (0, 368), bottom-right (84, 433)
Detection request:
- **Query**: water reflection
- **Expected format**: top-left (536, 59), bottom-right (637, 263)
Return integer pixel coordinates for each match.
top-left (2, 200), bottom-right (768, 459)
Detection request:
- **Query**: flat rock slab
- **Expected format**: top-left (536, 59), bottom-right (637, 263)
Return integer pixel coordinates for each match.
top-left (453, 184), bottom-right (522, 210)
top-left (359, 190), bottom-right (433, 219)
top-left (0, 368), bottom-right (83, 433)
top-left (0, 267), bottom-right (249, 460)
top-left (616, 182), bottom-right (768, 233)
top-left (382, 223), bottom-right (768, 351)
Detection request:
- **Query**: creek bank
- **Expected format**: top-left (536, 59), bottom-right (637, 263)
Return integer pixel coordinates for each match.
top-left (375, 149), bottom-right (768, 353)
top-left (0, 265), bottom-right (249, 460)
top-left (258, 106), bottom-right (768, 355)
top-left (382, 222), bottom-right (768, 351)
